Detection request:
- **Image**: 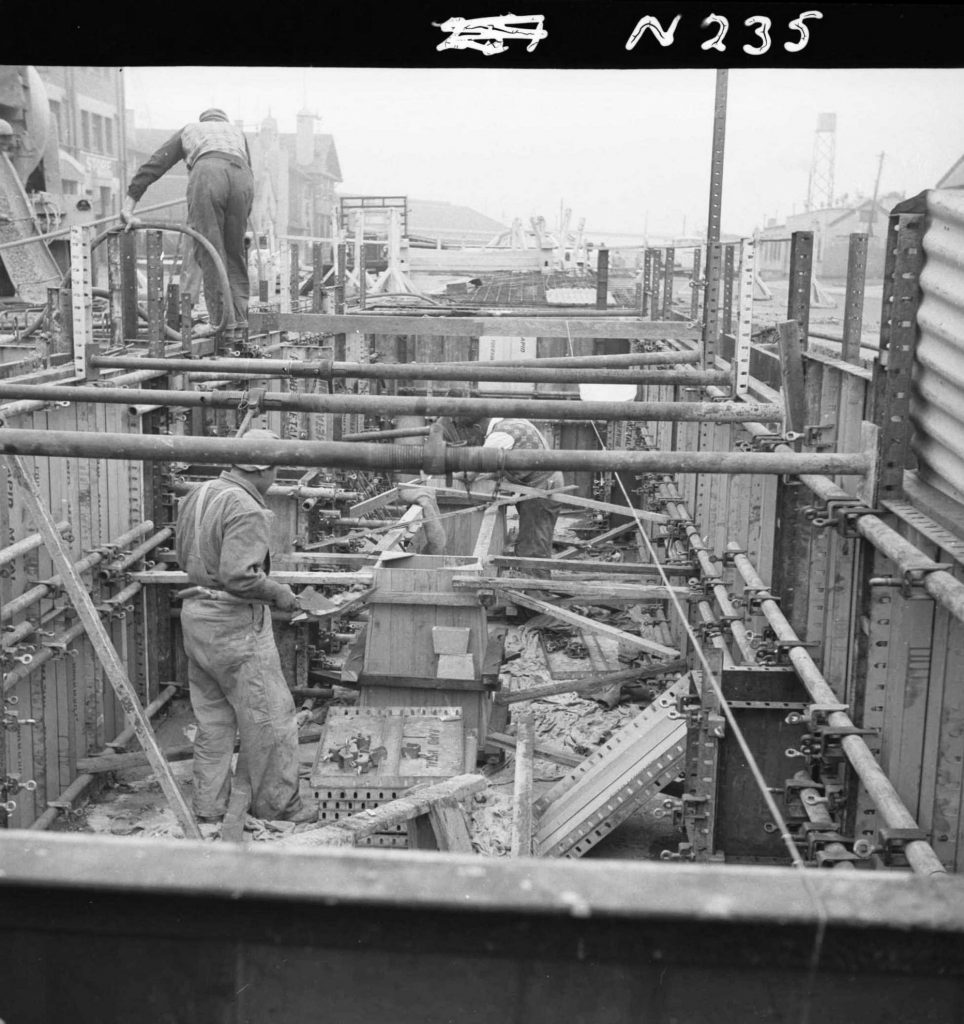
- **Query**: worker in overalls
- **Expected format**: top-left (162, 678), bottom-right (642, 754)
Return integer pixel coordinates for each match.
top-left (174, 428), bottom-right (315, 825)
top-left (447, 415), bottom-right (565, 574)
top-left (121, 107), bottom-right (254, 342)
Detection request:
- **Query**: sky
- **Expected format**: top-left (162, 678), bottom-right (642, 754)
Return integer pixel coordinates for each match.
top-left (122, 66), bottom-right (964, 240)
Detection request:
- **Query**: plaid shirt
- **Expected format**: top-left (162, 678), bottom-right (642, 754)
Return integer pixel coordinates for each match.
top-left (484, 418), bottom-right (557, 488)
top-left (127, 121), bottom-right (251, 201)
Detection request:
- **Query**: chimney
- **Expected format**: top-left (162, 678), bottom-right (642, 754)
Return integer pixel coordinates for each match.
top-left (296, 110), bottom-right (315, 167)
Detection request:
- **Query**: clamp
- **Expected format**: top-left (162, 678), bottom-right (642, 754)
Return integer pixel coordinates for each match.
top-left (740, 585), bottom-right (780, 612)
top-left (858, 827), bottom-right (931, 867)
top-left (803, 497), bottom-right (881, 538)
top-left (870, 562), bottom-right (954, 600)
top-left (797, 723), bottom-right (878, 764)
top-left (785, 702), bottom-right (850, 729)
top-left (239, 386), bottom-right (267, 418)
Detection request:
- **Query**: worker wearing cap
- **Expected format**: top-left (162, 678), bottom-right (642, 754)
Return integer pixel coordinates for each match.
top-left (448, 415), bottom-right (565, 577)
top-left (0, 118), bottom-right (15, 155)
top-left (121, 108), bottom-right (254, 342)
top-left (174, 428), bottom-right (316, 825)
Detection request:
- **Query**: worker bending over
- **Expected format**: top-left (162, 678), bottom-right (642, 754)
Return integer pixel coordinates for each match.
top-left (121, 107), bottom-right (253, 342)
top-left (175, 428), bottom-right (315, 825)
top-left (448, 415), bottom-right (565, 576)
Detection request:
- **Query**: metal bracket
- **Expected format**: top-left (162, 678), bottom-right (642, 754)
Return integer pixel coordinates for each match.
top-left (785, 702), bottom-right (850, 729)
top-left (802, 422), bottom-right (837, 450)
top-left (804, 497), bottom-right (881, 538)
top-left (874, 827), bottom-right (931, 867)
top-left (240, 386), bottom-right (267, 417)
top-left (798, 724), bottom-right (878, 762)
top-left (741, 585), bottom-right (780, 612)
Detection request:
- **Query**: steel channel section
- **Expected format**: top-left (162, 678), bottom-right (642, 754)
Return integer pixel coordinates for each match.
top-left (69, 226), bottom-right (93, 380)
top-left (771, 233), bottom-right (816, 638)
top-left (722, 244), bottom-right (735, 336)
top-left (700, 69), bottom-right (727, 365)
top-left (146, 230), bottom-right (165, 356)
top-left (690, 247), bottom-right (702, 321)
top-left (733, 240), bottom-right (754, 395)
top-left (642, 249), bottom-right (653, 316)
top-left (842, 233), bottom-right (869, 363)
top-left (106, 233), bottom-right (125, 349)
top-left (728, 542), bottom-right (945, 876)
top-left (870, 213), bottom-right (925, 501)
top-left (661, 248), bottom-right (674, 319)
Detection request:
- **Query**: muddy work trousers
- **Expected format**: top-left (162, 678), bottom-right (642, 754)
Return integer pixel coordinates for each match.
top-left (515, 497), bottom-right (559, 577)
top-left (186, 155), bottom-right (254, 331)
top-left (181, 597), bottom-right (304, 821)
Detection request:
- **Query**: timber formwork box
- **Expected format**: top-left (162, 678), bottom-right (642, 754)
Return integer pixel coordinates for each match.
top-left (346, 555), bottom-right (503, 743)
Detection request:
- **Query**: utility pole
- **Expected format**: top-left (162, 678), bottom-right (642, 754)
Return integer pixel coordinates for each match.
top-left (869, 151), bottom-right (886, 239)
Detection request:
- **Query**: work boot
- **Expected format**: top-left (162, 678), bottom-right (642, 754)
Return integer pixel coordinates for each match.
top-left (279, 803), bottom-right (319, 825)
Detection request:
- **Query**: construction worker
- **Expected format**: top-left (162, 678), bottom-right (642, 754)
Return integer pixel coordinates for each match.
top-left (0, 118), bottom-right (15, 155)
top-left (174, 428), bottom-right (316, 825)
top-left (121, 108), bottom-right (253, 341)
top-left (447, 414), bottom-right (565, 576)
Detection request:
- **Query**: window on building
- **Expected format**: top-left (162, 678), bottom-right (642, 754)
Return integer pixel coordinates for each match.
top-left (105, 117), bottom-right (114, 155)
top-left (62, 180), bottom-right (79, 195)
top-left (81, 110), bottom-right (90, 151)
top-left (92, 114), bottom-right (104, 154)
top-left (99, 187), bottom-right (113, 217)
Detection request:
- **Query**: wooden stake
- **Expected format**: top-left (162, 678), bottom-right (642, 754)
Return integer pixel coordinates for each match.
top-left (510, 712), bottom-right (535, 857)
top-left (3, 453), bottom-right (202, 840)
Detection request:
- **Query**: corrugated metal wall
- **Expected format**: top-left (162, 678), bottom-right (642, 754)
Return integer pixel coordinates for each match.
top-left (914, 189), bottom-right (964, 505)
top-left (0, 400), bottom-right (147, 826)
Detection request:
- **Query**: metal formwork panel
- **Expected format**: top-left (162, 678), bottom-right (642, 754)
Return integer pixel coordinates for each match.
top-left (533, 678), bottom-right (689, 858)
top-left (916, 191), bottom-right (964, 505)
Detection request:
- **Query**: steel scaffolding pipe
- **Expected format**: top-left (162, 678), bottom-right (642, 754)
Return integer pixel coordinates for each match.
top-left (728, 543), bottom-right (946, 877)
top-left (661, 491), bottom-right (756, 664)
top-left (340, 426), bottom-right (432, 442)
top-left (88, 353), bottom-right (731, 387)
top-left (0, 519), bottom-right (71, 567)
top-left (435, 350), bottom-right (701, 368)
top-left (738, 419), bottom-right (964, 626)
top-left (0, 521), bottom-right (155, 625)
top-left (3, 579), bottom-right (144, 694)
top-left (97, 528), bottom-right (174, 581)
top-left (0, 384), bottom-right (783, 425)
top-left (167, 480), bottom-right (362, 503)
top-left (0, 429), bottom-right (872, 477)
top-left (0, 370), bottom-right (168, 424)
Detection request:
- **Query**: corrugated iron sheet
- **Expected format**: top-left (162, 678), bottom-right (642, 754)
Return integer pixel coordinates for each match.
top-left (915, 190), bottom-right (964, 505)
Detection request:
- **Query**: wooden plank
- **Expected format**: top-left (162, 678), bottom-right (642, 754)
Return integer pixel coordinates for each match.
top-left (428, 795), bottom-right (475, 853)
top-left (494, 555), bottom-right (688, 576)
top-left (368, 591), bottom-right (482, 607)
top-left (496, 660), bottom-right (689, 705)
top-left (483, 731), bottom-right (582, 768)
top-left (277, 313), bottom-right (698, 340)
top-left (777, 320), bottom-right (807, 434)
top-left (510, 712), bottom-right (535, 857)
top-left (3, 453), bottom-right (201, 840)
top-left (455, 574), bottom-right (684, 601)
top-left (349, 487), bottom-right (400, 518)
top-left (220, 775), bottom-right (252, 844)
top-left (278, 773), bottom-right (487, 847)
top-left (130, 570), bottom-right (373, 586)
top-left (501, 483), bottom-right (669, 523)
top-left (497, 588), bottom-right (680, 658)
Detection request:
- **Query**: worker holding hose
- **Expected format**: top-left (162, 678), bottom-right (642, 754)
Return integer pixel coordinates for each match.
top-left (174, 428), bottom-right (316, 826)
top-left (121, 108), bottom-right (253, 343)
